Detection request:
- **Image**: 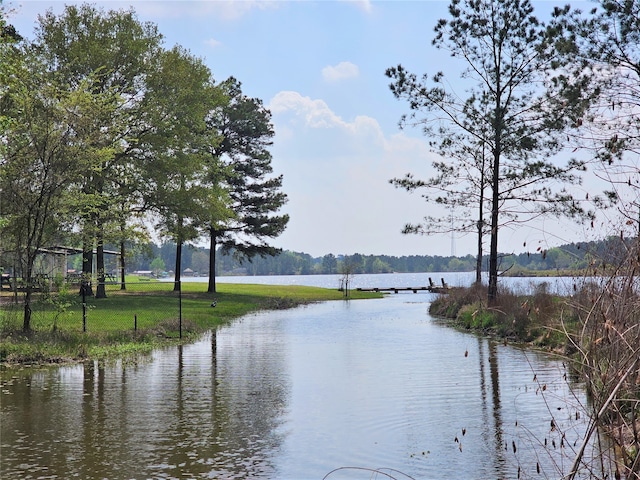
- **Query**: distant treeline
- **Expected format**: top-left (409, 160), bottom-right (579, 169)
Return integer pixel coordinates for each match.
top-left (104, 236), bottom-right (633, 277)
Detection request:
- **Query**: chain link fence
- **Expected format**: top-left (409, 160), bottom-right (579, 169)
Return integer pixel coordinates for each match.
top-left (0, 280), bottom-right (184, 335)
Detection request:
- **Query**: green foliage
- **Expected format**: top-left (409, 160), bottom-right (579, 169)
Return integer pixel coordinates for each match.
top-left (205, 77), bottom-right (289, 291)
top-left (140, 46), bottom-right (228, 277)
top-left (430, 283), bottom-right (486, 319)
top-left (1, 3), bottom-right (291, 320)
top-left (387, 0), bottom-right (595, 304)
top-left (41, 277), bottom-right (76, 332)
top-left (430, 282), bottom-right (567, 348)
top-left (457, 304), bottom-right (494, 330)
top-left (121, 236), bottom-right (631, 277)
top-left (0, 42), bottom-right (119, 327)
top-left (150, 257), bottom-right (165, 276)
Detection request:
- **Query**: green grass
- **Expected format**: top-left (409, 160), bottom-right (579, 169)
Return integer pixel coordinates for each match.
top-left (0, 281), bottom-right (382, 364)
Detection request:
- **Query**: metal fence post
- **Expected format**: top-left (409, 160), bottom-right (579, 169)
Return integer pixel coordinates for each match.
top-left (178, 280), bottom-right (182, 339)
top-left (81, 281), bottom-right (87, 333)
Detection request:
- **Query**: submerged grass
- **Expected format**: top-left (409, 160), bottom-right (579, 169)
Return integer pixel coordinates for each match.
top-left (0, 281), bottom-right (381, 365)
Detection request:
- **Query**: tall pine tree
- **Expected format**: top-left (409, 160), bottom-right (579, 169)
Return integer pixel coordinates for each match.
top-left (387, 0), bottom-right (594, 303)
top-left (204, 78), bottom-right (289, 293)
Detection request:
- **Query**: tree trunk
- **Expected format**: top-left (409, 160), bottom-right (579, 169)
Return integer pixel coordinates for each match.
top-left (21, 251), bottom-right (36, 331)
top-left (488, 97), bottom-right (502, 305)
top-left (95, 229), bottom-right (106, 298)
top-left (119, 240), bottom-right (126, 290)
top-left (23, 292), bottom-right (32, 332)
top-left (22, 263), bottom-right (33, 331)
top-left (81, 238), bottom-right (94, 296)
top-left (476, 143), bottom-right (486, 285)
top-left (22, 302), bottom-right (31, 332)
top-left (488, 175), bottom-right (499, 304)
top-left (208, 228), bottom-right (217, 293)
top-left (476, 218), bottom-right (483, 285)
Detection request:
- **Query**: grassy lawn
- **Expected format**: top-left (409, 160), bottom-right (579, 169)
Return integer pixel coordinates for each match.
top-left (0, 281), bottom-right (381, 364)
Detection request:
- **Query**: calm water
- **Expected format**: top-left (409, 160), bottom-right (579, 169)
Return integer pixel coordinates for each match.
top-left (2, 276), bottom-right (597, 479)
top-left (211, 271), bottom-right (579, 295)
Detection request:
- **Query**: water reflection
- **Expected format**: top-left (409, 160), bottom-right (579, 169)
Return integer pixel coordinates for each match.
top-left (476, 338), bottom-right (506, 476)
top-left (1, 329), bottom-right (289, 479)
top-left (1, 295), bottom-right (593, 479)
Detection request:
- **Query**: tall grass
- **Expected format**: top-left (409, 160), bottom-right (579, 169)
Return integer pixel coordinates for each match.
top-left (562, 250), bottom-right (640, 479)
top-left (430, 281), bottom-right (565, 346)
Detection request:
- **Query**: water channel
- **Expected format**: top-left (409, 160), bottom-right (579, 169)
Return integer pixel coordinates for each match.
top-left (1, 274), bottom-right (597, 479)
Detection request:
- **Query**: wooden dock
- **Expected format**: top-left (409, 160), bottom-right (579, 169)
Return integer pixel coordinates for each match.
top-left (356, 278), bottom-right (450, 294)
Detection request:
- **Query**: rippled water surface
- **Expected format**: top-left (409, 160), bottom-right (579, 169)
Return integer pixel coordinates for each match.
top-left (1, 293), bottom-right (592, 479)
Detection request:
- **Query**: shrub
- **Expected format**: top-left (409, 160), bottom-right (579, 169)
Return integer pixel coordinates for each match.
top-left (456, 304), bottom-right (495, 330)
top-left (429, 283), bottom-right (486, 318)
top-left (431, 282), bottom-right (566, 345)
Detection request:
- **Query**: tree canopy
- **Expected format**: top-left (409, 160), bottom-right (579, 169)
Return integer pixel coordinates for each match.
top-left (0, 3), bottom-right (288, 328)
top-left (387, 0), bottom-right (595, 303)
top-left (550, 0), bottom-right (640, 236)
top-left (204, 77), bottom-right (289, 292)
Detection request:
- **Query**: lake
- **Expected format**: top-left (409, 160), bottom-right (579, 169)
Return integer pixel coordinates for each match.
top-left (1, 273), bottom-right (601, 479)
top-left (205, 270), bottom-right (579, 296)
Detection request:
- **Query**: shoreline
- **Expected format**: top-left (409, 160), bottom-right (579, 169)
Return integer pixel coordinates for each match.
top-left (0, 282), bottom-right (382, 366)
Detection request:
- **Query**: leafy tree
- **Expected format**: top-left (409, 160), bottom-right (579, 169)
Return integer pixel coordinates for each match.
top-left (0, 6), bottom-right (21, 56)
top-left (204, 77), bottom-right (289, 292)
top-left (190, 250), bottom-right (209, 275)
top-left (33, 4), bottom-right (163, 297)
top-left (141, 46), bottom-right (228, 291)
top-left (387, 0), bottom-right (594, 303)
top-left (0, 7), bottom-right (22, 134)
top-left (368, 257), bottom-right (392, 274)
top-left (340, 254), bottom-right (364, 275)
top-left (0, 44), bottom-right (106, 330)
top-left (322, 253), bottom-right (338, 274)
top-left (150, 257), bottom-right (165, 277)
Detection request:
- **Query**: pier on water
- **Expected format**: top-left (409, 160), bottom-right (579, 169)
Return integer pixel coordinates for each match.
top-left (356, 277), bottom-right (450, 294)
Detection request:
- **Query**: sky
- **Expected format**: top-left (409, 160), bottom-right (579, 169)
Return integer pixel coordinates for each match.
top-left (6, 0), bottom-right (609, 259)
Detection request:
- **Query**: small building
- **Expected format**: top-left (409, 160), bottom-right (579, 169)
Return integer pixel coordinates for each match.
top-left (183, 268), bottom-right (194, 277)
top-left (133, 270), bottom-right (153, 278)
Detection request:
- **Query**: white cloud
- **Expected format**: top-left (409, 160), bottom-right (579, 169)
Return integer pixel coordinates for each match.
top-left (204, 38), bottom-right (222, 48)
top-left (270, 91), bottom-right (384, 137)
top-left (269, 90), bottom-right (434, 170)
top-left (268, 90), bottom-right (445, 257)
top-left (269, 91), bottom-right (346, 128)
top-left (322, 61), bottom-right (359, 82)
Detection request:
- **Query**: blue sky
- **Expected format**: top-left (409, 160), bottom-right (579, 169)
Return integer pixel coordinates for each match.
top-left (7, 0), bottom-right (603, 258)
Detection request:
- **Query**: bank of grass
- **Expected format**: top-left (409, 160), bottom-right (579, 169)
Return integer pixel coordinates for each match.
top-left (0, 281), bottom-right (381, 365)
top-left (429, 282), bottom-right (574, 350)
